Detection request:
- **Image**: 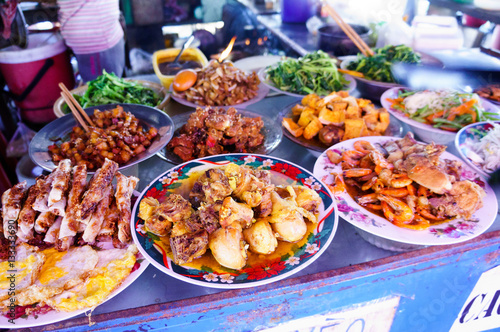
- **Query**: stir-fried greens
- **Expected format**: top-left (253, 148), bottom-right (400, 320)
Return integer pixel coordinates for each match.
top-left (64, 71), bottom-right (162, 113)
top-left (265, 50), bottom-right (348, 96)
top-left (387, 89), bottom-right (500, 132)
top-left (346, 45), bottom-right (421, 83)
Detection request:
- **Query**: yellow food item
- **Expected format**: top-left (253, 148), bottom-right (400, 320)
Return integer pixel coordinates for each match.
top-left (282, 92), bottom-right (390, 145)
top-left (173, 69), bottom-right (198, 92)
top-left (282, 118), bottom-right (304, 137)
top-left (303, 117), bottom-right (323, 140)
top-left (343, 118), bottom-right (367, 141)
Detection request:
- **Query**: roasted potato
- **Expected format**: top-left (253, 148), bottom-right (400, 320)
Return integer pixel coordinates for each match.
top-left (243, 219), bottom-right (278, 254)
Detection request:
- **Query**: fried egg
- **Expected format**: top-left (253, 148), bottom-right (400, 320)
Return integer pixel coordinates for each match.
top-left (0, 243), bottom-right (45, 302)
top-left (15, 245), bottom-right (98, 306)
top-left (44, 245), bottom-right (138, 312)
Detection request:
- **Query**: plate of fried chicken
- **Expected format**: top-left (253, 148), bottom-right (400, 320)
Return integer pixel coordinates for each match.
top-left (314, 133), bottom-right (497, 248)
top-left (132, 154), bottom-right (338, 288)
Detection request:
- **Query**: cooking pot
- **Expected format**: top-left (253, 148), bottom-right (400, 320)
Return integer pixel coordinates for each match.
top-left (318, 24), bottom-right (371, 56)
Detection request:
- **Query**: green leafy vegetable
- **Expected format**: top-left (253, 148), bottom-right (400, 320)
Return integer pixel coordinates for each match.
top-left (63, 71), bottom-right (162, 114)
top-left (266, 50), bottom-right (348, 96)
top-left (347, 45), bottom-right (421, 83)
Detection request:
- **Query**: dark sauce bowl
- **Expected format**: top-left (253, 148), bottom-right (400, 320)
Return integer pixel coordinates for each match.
top-left (318, 24), bottom-right (371, 56)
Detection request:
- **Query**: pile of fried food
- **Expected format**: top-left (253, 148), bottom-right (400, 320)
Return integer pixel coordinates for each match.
top-left (0, 158), bottom-right (139, 316)
top-left (328, 133), bottom-right (486, 229)
top-left (167, 107), bottom-right (265, 162)
top-left (475, 84), bottom-right (500, 103)
top-left (49, 106), bottom-right (158, 170)
top-left (282, 91), bottom-right (390, 146)
top-left (138, 163), bottom-right (322, 270)
top-left (173, 60), bottom-right (260, 106)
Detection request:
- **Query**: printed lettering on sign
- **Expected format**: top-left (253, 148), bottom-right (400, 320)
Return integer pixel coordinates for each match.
top-left (450, 264), bottom-right (500, 332)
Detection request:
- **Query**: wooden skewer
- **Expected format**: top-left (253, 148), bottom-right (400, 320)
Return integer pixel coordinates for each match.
top-left (323, 4), bottom-right (374, 57)
top-left (58, 82), bottom-right (95, 128)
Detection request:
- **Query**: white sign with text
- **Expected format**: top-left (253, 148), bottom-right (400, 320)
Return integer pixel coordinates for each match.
top-left (450, 264), bottom-right (500, 332)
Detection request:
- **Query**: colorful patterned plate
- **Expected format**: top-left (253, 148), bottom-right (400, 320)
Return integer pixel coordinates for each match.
top-left (131, 154), bottom-right (338, 289)
top-left (313, 136), bottom-right (497, 247)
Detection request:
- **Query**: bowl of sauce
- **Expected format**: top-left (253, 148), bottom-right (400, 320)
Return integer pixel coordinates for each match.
top-left (152, 47), bottom-right (208, 89)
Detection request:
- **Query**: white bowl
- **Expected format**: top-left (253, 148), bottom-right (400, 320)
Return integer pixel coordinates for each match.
top-left (380, 87), bottom-right (500, 145)
top-left (454, 120), bottom-right (500, 179)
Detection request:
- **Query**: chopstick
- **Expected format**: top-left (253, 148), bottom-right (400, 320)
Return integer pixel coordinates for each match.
top-left (322, 4), bottom-right (374, 57)
top-left (58, 82), bottom-right (95, 132)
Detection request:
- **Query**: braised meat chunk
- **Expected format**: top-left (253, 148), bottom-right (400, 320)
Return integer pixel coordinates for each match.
top-left (167, 107), bottom-right (265, 162)
top-left (170, 230), bottom-right (209, 265)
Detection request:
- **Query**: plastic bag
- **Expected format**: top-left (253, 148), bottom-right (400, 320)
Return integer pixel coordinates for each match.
top-left (375, 19), bottom-right (413, 48)
top-left (6, 122), bottom-right (36, 158)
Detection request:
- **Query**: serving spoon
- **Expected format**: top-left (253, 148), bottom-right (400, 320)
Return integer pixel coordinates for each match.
top-left (166, 35), bottom-right (195, 72)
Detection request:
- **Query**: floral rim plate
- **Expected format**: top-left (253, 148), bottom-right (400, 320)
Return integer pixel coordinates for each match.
top-left (455, 120), bottom-right (500, 179)
top-left (169, 82), bottom-right (269, 109)
top-left (380, 87), bottom-right (500, 138)
top-left (313, 136), bottom-right (498, 246)
top-left (131, 153), bottom-right (338, 289)
top-left (30, 103), bottom-right (174, 174)
top-left (257, 66), bottom-right (356, 99)
top-left (156, 109), bottom-right (283, 165)
top-left (279, 101), bottom-right (404, 153)
top-left (0, 258), bottom-right (148, 329)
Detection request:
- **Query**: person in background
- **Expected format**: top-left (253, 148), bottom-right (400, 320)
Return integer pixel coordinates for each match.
top-left (57, 0), bottom-right (125, 82)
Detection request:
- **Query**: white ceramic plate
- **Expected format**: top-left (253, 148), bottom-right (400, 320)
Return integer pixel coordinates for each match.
top-left (233, 55), bottom-right (283, 73)
top-left (132, 153), bottom-right (338, 289)
top-left (380, 87), bottom-right (500, 145)
top-left (454, 120), bottom-right (500, 179)
top-left (0, 258), bottom-right (148, 328)
top-left (170, 82), bottom-right (269, 109)
top-left (257, 66), bottom-right (356, 98)
top-left (313, 136), bottom-right (498, 246)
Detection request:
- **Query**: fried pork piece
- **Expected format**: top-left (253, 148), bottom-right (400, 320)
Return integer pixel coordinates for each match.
top-left (115, 172), bottom-right (139, 244)
top-left (144, 194), bottom-right (191, 237)
top-left (2, 181), bottom-right (28, 238)
top-left (33, 172), bottom-right (55, 213)
top-left (44, 216), bottom-right (62, 243)
top-left (209, 223), bottom-right (247, 270)
top-left (96, 197), bottom-right (120, 243)
top-left (189, 168), bottom-right (232, 209)
top-left (48, 159), bottom-right (72, 216)
top-left (58, 164), bottom-right (87, 248)
top-left (17, 180), bottom-right (43, 242)
top-left (78, 158), bottom-right (118, 222)
top-left (34, 211), bottom-right (57, 234)
top-left (243, 219), bottom-right (278, 255)
top-left (429, 181), bottom-right (486, 220)
top-left (170, 229), bottom-right (209, 265)
top-left (82, 185), bottom-right (113, 243)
